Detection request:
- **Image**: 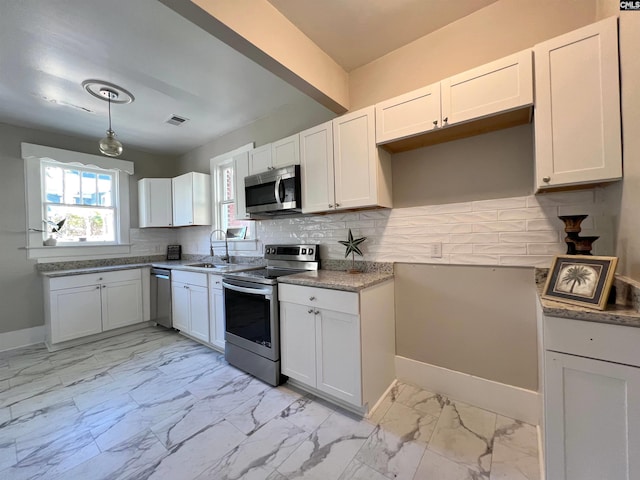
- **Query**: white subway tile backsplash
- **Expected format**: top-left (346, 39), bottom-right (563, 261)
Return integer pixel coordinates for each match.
top-left (472, 197), bottom-right (527, 211)
top-left (473, 221), bottom-right (526, 233)
top-left (498, 207), bottom-right (557, 221)
top-left (501, 232), bottom-right (559, 243)
top-left (473, 244), bottom-right (527, 255)
top-left (175, 187), bottom-right (612, 268)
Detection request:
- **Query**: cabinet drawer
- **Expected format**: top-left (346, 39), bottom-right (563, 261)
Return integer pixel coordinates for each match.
top-left (172, 270), bottom-right (208, 287)
top-left (209, 274), bottom-right (223, 290)
top-left (279, 284), bottom-right (358, 316)
top-left (49, 268), bottom-right (141, 291)
top-left (544, 315), bottom-right (640, 368)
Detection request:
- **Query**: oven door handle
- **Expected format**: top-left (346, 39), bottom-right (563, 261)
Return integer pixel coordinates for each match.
top-left (222, 280), bottom-right (272, 296)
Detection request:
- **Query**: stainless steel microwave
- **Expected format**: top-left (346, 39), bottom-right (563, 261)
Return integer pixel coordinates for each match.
top-left (244, 165), bottom-right (301, 215)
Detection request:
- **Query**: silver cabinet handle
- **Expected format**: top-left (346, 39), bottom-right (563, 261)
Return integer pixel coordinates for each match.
top-left (328, 204), bottom-right (333, 208)
top-left (98, 277), bottom-right (103, 281)
top-left (102, 285), bottom-right (106, 289)
top-left (335, 203), bottom-right (341, 207)
top-left (314, 310), bottom-right (320, 315)
top-left (95, 286), bottom-right (100, 290)
top-left (443, 117), bottom-right (448, 124)
top-left (543, 176), bottom-right (551, 183)
top-left (433, 120), bottom-right (438, 127)
top-left (308, 308), bottom-right (313, 314)
top-left (309, 296), bottom-right (316, 301)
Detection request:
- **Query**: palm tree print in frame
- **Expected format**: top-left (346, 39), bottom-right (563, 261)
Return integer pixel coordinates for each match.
top-left (554, 263), bottom-right (601, 298)
top-left (542, 255), bottom-right (618, 310)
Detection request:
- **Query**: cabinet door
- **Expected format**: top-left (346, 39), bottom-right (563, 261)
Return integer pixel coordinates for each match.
top-left (172, 173), bottom-right (193, 227)
top-left (233, 151), bottom-right (251, 221)
top-left (333, 106), bottom-right (378, 210)
top-left (272, 134), bottom-right (300, 169)
top-left (441, 49), bottom-right (533, 127)
top-left (138, 178), bottom-right (173, 227)
top-left (188, 284), bottom-right (209, 343)
top-left (534, 17), bottom-right (621, 190)
top-left (209, 277), bottom-right (225, 350)
top-left (172, 282), bottom-right (190, 332)
top-left (316, 308), bottom-right (361, 406)
top-left (300, 121), bottom-right (335, 213)
top-left (280, 302), bottom-right (317, 386)
top-left (545, 351), bottom-right (640, 480)
top-left (190, 172), bottom-right (212, 226)
top-left (101, 279), bottom-right (144, 331)
top-left (50, 285), bottom-right (102, 343)
top-left (248, 144), bottom-right (272, 175)
top-left (375, 82), bottom-right (441, 144)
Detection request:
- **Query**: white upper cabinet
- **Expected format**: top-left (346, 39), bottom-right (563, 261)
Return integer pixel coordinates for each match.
top-left (248, 134), bottom-right (301, 175)
top-left (374, 49), bottom-right (533, 150)
top-left (375, 82), bottom-right (441, 144)
top-left (271, 133), bottom-right (300, 169)
top-left (138, 178), bottom-right (172, 228)
top-left (534, 16), bottom-right (621, 191)
top-left (441, 49), bottom-right (533, 126)
top-left (232, 151), bottom-right (251, 221)
top-left (333, 106), bottom-right (392, 210)
top-left (301, 108), bottom-right (392, 214)
top-left (248, 144), bottom-right (272, 175)
top-left (172, 172), bottom-right (211, 227)
top-left (300, 121), bottom-right (335, 214)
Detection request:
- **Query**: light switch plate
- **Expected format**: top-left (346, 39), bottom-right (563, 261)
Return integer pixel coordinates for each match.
top-left (431, 242), bottom-right (442, 258)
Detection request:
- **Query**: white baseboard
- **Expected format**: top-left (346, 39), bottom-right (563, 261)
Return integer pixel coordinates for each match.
top-left (537, 424), bottom-right (546, 480)
top-left (395, 355), bottom-right (540, 425)
top-left (0, 326), bottom-right (46, 352)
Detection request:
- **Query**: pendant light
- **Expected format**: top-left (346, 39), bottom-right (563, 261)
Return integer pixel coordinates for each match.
top-left (98, 88), bottom-right (123, 157)
top-left (81, 80), bottom-right (135, 158)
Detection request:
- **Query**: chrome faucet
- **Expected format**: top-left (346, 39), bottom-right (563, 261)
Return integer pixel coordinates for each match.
top-left (209, 229), bottom-right (229, 263)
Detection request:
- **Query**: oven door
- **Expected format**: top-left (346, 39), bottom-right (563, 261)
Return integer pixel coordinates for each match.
top-left (222, 278), bottom-right (279, 361)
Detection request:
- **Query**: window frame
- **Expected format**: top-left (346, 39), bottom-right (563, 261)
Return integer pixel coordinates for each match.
top-left (210, 143), bottom-right (256, 245)
top-left (23, 143), bottom-right (133, 260)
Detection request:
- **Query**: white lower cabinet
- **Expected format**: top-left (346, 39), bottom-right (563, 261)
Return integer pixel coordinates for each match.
top-left (542, 315), bottom-right (640, 480)
top-left (208, 274), bottom-right (225, 350)
top-left (279, 280), bottom-right (395, 412)
top-left (45, 269), bottom-right (145, 346)
top-left (171, 270), bottom-right (209, 343)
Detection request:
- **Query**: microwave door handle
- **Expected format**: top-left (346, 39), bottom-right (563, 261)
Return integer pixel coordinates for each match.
top-left (274, 177), bottom-right (283, 206)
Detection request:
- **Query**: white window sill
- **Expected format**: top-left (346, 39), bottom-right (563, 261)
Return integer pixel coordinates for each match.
top-left (25, 244), bottom-right (132, 261)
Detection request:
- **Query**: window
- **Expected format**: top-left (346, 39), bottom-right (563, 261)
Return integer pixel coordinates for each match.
top-left (42, 161), bottom-right (118, 244)
top-left (23, 143), bottom-right (133, 259)
top-left (216, 160), bottom-right (251, 238)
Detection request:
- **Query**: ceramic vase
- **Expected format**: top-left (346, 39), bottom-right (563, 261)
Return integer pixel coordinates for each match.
top-left (43, 236), bottom-right (57, 246)
top-left (558, 215), bottom-right (588, 254)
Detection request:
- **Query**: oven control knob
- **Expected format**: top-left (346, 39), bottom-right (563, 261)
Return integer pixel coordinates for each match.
top-left (301, 248), bottom-right (307, 254)
top-left (308, 248), bottom-right (314, 255)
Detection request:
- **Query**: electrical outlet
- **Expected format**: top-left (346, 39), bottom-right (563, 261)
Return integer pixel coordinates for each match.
top-left (431, 242), bottom-right (442, 258)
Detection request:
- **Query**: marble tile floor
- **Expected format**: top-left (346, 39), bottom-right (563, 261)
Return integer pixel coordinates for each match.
top-left (0, 327), bottom-right (540, 480)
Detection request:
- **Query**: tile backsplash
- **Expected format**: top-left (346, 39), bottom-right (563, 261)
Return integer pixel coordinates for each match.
top-left (255, 188), bottom-right (615, 268)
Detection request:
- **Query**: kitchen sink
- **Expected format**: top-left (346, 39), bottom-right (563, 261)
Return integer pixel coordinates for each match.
top-left (185, 263), bottom-right (224, 268)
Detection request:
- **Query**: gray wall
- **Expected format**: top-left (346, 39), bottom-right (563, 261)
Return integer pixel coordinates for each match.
top-left (0, 122), bottom-right (179, 334)
top-left (392, 124), bottom-right (534, 208)
top-left (395, 263), bottom-right (538, 390)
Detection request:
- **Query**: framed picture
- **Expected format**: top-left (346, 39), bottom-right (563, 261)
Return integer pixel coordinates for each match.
top-left (226, 226), bottom-right (247, 240)
top-left (542, 255), bottom-right (618, 310)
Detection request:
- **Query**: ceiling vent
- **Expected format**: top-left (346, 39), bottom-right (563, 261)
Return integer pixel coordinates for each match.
top-left (166, 115), bottom-right (189, 126)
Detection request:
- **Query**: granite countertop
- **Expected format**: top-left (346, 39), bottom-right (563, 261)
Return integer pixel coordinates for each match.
top-left (278, 270), bottom-right (394, 292)
top-left (536, 269), bottom-right (640, 328)
top-left (40, 260), bottom-right (262, 278)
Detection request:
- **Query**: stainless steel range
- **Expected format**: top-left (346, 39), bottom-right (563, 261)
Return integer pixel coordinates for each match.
top-left (222, 244), bottom-right (319, 386)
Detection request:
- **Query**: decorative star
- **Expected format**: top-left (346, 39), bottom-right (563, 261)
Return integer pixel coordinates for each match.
top-left (338, 229), bottom-right (367, 258)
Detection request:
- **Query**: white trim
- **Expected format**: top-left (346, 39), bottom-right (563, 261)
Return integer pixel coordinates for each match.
top-left (366, 379), bottom-right (398, 420)
top-left (0, 326), bottom-right (46, 352)
top-left (211, 143), bottom-right (254, 164)
top-left (395, 355), bottom-right (540, 425)
top-left (537, 424), bottom-right (546, 480)
top-left (22, 143), bottom-right (132, 258)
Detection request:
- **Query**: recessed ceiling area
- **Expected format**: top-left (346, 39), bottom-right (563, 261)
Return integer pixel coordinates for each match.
top-left (267, 0), bottom-right (500, 71)
top-left (0, 0), bottom-right (329, 155)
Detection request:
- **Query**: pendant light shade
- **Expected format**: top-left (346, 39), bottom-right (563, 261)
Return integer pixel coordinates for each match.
top-left (99, 129), bottom-right (123, 157)
top-left (99, 88), bottom-right (123, 157)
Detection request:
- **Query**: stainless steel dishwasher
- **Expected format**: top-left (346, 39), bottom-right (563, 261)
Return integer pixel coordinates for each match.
top-left (150, 268), bottom-right (172, 328)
